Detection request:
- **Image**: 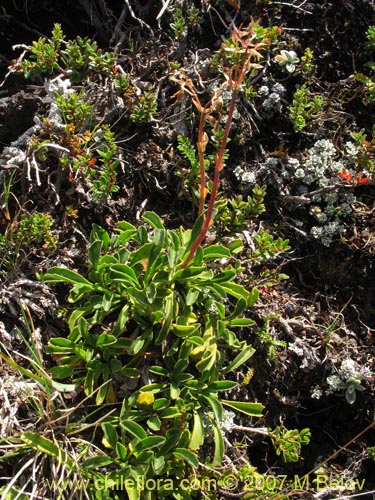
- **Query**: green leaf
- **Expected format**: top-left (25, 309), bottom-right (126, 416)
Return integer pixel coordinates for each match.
top-left (125, 478), bottom-right (141, 500)
top-left (211, 420), bottom-right (224, 466)
top-left (20, 432), bottom-right (75, 470)
top-left (127, 289), bottom-right (150, 307)
top-left (185, 288), bottom-right (199, 306)
top-left (117, 220), bottom-right (137, 232)
top-left (174, 266), bottom-right (208, 281)
top-left (68, 283), bottom-right (95, 303)
top-left (110, 358), bottom-right (123, 373)
top-left (195, 343), bottom-right (217, 373)
top-left (300, 428), bottom-right (311, 444)
top-left (211, 270), bottom-right (237, 283)
top-left (222, 344), bottom-right (255, 374)
top-left (201, 394), bottom-right (223, 422)
top-left (88, 240), bottom-right (103, 270)
top-left (44, 267), bottom-right (93, 286)
top-left (248, 287), bottom-right (260, 307)
top-left (185, 214), bottom-right (203, 254)
top-left (116, 442), bottom-right (128, 461)
top-left (91, 224), bottom-right (111, 248)
top-left (121, 420), bottom-right (147, 440)
top-left (49, 366), bottom-right (77, 379)
top-left (142, 211), bottom-right (165, 229)
top-left (110, 264), bottom-right (140, 286)
top-left (147, 416), bottom-right (161, 431)
top-left (228, 239), bottom-right (244, 254)
top-left (222, 400), bottom-right (264, 417)
top-left (220, 282), bottom-right (251, 300)
top-left (207, 381), bottom-right (238, 392)
top-left (173, 448), bottom-right (199, 468)
top-left (155, 293), bottom-right (177, 344)
top-left (121, 367), bottom-right (141, 378)
top-left (152, 398), bottom-right (170, 411)
top-left (171, 323), bottom-right (200, 337)
top-left (82, 456), bottom-right (114, 469)
top-left (51, 380), bottom-right (80, 392)
top-left (102, 422), bottom-right (118, 450)
top-left (228, 318), bottom-right (255, 327)
top-left (189, 412), bottom-right (204, 451)
top-left (159, 407), bottom-right (182, 419)
top-left (96, 333), bottom-right (117, 347)
top-left (203, 245), bottom-right (231, 260)
top-left (170, 381), bottom-right (180, 400)
top-left (0, 353), bottom-right (46, 387)
top-left (132, 436), bottom-right (166, 453)
top-left (113, 304), bottom-right (130, 336)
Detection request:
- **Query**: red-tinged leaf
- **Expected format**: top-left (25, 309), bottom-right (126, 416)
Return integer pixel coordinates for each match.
top-left (355, 174), bottom-right (370, 185)
top-left (338, 168), bottom-right (353, 182)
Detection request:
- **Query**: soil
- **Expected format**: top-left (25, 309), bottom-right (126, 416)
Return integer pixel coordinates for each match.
top-left (1, 1), bottom-right (375, 499)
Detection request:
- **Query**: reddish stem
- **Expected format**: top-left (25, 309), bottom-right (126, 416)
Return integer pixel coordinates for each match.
top-left (182, 91), bottom-right (238, 268)
top-left (197, 110), bottom-right (208, 216)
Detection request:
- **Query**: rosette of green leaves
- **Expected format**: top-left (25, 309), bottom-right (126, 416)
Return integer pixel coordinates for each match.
top-left (44, 212), bottom-right (263, 478)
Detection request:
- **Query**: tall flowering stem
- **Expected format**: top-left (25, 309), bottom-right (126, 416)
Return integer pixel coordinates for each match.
top-left (178, 19), bottom-right (270, 268)
top-left (182, 92), bottom-right (238, 268)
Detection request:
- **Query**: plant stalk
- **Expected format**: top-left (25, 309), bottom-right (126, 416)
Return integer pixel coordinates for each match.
top-left (182, 90), bottom-right (238, 268)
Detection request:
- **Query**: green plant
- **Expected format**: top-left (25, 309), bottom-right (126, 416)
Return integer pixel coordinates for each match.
top-left (255, 314), bottom-right (287, 360)
top-left (17, 211), bottom-right (57, 251)
top-left (290, 83), bottom-right (324, 132)
top-left (0, 304), bottom-right (98, 499)
top-left (16, 23), bottom-right (117, 83)
top-left (269, 424), bottom-right (311, 462)
top-left (171, 8), bottom-right (187, 40)
top-left (16, 23), bottom-right (65, 78)
top-left (130, 88), bottom-right (157, 124)
top-left (54, 90), bottom-right (94, 129)
top-left (61, 36), bottom-right (116, 82)
top-left (252, 230), bottom-right (290, 261)
top-left (350, 127), bottom-right (375, 173)
top-left (91, 145), bottom-right (120, 201)
top-left (354, 72), bottom-right (375, 101)
top-left (233, 465), bottom-right (288, 500)
top-left (367, 445), bottom-right (375, 460)
top-left (43, 211), bottom-right (264, 497)
top-left (1, 169), bottom-right (16, 222)
top-left (365, 25), bottom-right (375, 51)
top-left (213, 187), bottom-right (267, 233)
top-left (274, 49), bottom-right (299, 73)
top-left (300, 47), bottom-right (315, 75)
